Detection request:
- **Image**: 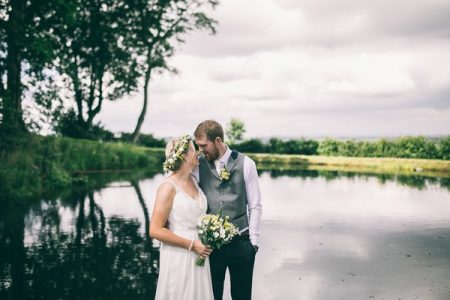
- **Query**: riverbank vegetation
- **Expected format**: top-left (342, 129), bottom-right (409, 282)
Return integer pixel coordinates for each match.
top-left (2, 134), bottom-right (449, 202)
top-left (231, 136), bottom-right (450, 160)
top-left (249, 153), bottom-right (450, 178)
top-left (0, 135), bottom-right (163, 201)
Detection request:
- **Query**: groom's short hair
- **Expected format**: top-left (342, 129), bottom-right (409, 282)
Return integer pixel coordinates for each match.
top-left (194, 120), bottom-right (224, 142)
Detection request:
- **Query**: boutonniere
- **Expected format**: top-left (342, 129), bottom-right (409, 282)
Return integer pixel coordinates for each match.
top-left (218, 167), bottom-right (231, 182)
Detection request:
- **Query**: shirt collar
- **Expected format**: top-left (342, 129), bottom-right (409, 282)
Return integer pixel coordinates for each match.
top-left (216, 145), bottom-right (232, 166)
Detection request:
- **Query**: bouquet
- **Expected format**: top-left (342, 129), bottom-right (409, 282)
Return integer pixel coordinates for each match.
top-left (195, 212), bottom-right (239, 266)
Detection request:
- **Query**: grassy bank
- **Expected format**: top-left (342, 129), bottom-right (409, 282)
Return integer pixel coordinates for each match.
top-left (141, 149), bottom-right (450, 177)
top-left (0, 135), bottom-right (165, 200)
top-left (144, 149), bottom-right (450, 177)
top-left (248, 153), bottom-right (450, 177)
top-left (2, 136), bottom-right (449, 201)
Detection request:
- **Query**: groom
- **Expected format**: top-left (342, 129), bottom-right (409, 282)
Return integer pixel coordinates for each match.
top-left (194, 120), bottom-right (262, 300)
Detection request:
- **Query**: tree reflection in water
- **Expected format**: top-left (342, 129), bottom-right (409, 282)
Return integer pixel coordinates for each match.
top-left (1, 168), bottom-right (449, 300)
top-left (0, 184), bottom-right (159, 300)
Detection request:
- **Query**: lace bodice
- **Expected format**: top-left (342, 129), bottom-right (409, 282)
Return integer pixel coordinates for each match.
top-left (164, 178), bottom-right (207, 233)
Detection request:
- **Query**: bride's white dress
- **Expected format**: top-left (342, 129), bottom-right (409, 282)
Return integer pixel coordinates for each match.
top-left (154, 178), bottom-right (214, 300)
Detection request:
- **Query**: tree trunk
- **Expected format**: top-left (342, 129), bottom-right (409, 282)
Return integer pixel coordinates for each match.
top-left (131, 67), bottom-right (152, 143)
top-left (1, 0), bottom-right (26, 138)
top-left (86, 74), bottom-right (104, 129)
top-left (71, 58), bottom-right (85, 124)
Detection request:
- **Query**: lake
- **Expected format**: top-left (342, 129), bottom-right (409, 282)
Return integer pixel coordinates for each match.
top-left (1, 169), bottom-right (450, 300)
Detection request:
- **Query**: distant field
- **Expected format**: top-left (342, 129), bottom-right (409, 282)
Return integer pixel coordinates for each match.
top-left (247, 153), bottom-right (450, 177)
top-left (126, 148), bottom-right (450, 177)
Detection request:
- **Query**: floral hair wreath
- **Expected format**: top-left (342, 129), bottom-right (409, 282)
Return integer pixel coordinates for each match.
top-left (163, 134), bottom-right (193, 172)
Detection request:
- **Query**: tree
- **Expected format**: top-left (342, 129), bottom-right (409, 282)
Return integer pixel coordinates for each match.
top-left (1, 0), bottom-right (27, 141)
top-left (0, 0), bottom-right (72, 144)
top-left (1, 1), bottom-right (219, 142)
top-left (317, 139), bottom-right (339, 156)
top-left (226, 118), bottom-right (246, 144)
top-left (50, 0), bottom-right (143, 139)
top-left (129, 0), bottom-right (218, 143)
top-left (233, 138), bottom-right (266, 153)
top-left (438, 136), bottom-right (450, 160)
top-left (268, 137), bottom-right (285, 153)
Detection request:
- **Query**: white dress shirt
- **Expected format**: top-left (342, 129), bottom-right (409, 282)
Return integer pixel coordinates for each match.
top-left (194, 146), bottom-right (262, 246)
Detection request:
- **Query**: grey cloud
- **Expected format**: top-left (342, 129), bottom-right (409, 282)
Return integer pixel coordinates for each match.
top-left (240, 87), bottom-right (449, 116)
top-left (183, 31), bottom-right (294, 57)
top-left (365, 1), bottom-right (450, 39)
top-left (283, 0), bottom-right (450, 39)
top-left (405, 87), bottom-right (450, 109)
top-left (184, 0), bottom-right (450, 57)
top-left (208, 68), bottom-right (262, 83)
top-left (100, 0), bottom-right (450, 138)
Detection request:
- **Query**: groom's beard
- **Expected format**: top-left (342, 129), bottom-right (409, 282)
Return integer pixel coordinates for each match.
top-left (204, 147), bottom-right (220, 162)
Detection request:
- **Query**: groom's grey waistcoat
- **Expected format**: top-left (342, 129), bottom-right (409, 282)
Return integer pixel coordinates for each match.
top-left (198, 150), bottom-right (249, 231)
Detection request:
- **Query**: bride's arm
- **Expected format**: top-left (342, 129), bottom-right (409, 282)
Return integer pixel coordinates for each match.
top-left (149, 182), bottom-right (211, 257)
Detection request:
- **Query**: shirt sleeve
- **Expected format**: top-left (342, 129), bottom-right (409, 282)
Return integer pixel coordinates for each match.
top-left (244, 156), bottom-right (262, 246)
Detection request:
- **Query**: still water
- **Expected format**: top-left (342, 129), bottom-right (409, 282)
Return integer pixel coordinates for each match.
top-left (1, 169), bottom-right (450, 300)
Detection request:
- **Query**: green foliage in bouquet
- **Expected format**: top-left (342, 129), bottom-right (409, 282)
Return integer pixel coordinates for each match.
top-left (195, 211), bottom-right (239, 266)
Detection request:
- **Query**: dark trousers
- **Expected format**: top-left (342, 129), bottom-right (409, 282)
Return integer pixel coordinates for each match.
top-left (209, 236), bottom-right (256, 300)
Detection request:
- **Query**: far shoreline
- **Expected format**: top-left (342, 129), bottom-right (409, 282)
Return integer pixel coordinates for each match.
top-left (247, 153), bottom-right (450, 178)
top-left (145, 148), bottom-right (450, 177)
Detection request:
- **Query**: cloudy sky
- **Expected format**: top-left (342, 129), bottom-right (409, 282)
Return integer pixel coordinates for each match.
top-left (99, 0), bottom-right (450, 139)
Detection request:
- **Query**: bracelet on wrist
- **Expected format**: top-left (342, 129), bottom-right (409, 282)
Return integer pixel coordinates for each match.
top-left (188, 240), bottom-right (195, 251)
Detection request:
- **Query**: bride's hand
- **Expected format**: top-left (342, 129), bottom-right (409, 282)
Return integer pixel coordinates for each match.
top-left (192, 240), bottom-right (212, 258)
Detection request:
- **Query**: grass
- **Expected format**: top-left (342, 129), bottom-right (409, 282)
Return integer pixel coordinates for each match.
top-left (137, 149), bottom-right (450, 177)
top-left (248, 153), bottom-right (450, 177)
top-left (0, 135), bottom-right (165, 201)
top-left (2, 136), bottom-right (449, 202)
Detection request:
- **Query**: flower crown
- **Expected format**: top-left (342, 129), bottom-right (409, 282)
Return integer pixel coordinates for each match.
top-left (163, 135), bottom-right (192, 172)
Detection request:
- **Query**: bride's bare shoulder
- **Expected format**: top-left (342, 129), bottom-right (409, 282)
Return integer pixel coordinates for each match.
top-left (157, 180), bottom-right (177, 196)
top-left (153, 181), bottom-right (177, 209)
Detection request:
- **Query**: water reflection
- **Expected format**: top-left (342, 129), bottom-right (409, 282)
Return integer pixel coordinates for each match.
top-left (1, 169), bottom-right (449, 300)
top-left (254, 171), bottom-right (450, 300)
top-left (258, 222), bottom-right (450, 300)
top-left (0, 180), bottom-right (160, 300)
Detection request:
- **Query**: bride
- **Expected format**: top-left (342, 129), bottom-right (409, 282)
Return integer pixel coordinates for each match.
top-left (150, 135), bottom-right (214, 300)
